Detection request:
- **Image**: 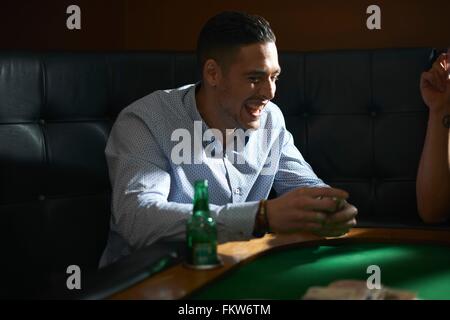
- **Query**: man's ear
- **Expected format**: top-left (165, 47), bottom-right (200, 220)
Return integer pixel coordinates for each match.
top-left (203, 59), bottom-right (222, 87)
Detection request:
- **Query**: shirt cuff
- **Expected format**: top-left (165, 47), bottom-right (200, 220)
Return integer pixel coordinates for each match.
top-left (211, 201), bottom-right (260, 243)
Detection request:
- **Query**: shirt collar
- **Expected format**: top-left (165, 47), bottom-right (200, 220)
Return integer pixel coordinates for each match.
top-left (184, 82), bottom-right (257, 147)
top-left (185, 82), bottom-right (210, 132)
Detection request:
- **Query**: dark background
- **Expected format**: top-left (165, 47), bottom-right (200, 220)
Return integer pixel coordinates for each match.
top-left (0, 0), bottom-right (449, 51)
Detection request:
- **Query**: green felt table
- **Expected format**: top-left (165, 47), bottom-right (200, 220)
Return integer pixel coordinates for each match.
top-left (190, 242), bottom-right (450, 300)
top-left (110, 228), bottom-right (450, 300)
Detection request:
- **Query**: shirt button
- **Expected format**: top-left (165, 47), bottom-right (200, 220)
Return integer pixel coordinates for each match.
top-left (234, 187), bottom-right (242, 195)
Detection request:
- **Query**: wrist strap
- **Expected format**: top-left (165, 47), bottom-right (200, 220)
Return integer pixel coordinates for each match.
top-left (253, 200), bottom-right (270, 237)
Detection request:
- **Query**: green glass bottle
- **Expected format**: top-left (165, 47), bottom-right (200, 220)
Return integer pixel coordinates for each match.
top-left (186, 180), bottom-right (220, 268)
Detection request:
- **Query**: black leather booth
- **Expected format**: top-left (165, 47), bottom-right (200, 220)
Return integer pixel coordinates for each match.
top-left (0, 48), bottom-right (446, 298)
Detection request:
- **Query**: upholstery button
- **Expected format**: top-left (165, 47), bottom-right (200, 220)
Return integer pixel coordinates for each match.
top-left (39, 119), bottom-right (45, 125)
top-left (38, 195), bottom-right (45, 201)
top-left (211, 136), bottom-right (215, 142)
top-left (370, 111), bottom-right (377, 117)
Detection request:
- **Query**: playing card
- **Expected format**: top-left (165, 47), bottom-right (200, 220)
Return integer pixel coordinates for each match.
top-left (302, 286), bottom-right (371, 300)
top-left (304, 279), bottom-right (417, 300)
top-left (329, 280), bottom-right (385, 300)
top-left (383, 288), bottom-right (417, 300)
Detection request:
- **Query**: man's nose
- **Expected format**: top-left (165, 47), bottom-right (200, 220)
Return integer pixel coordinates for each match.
top-left (259, 78), bottom-right (276, 101)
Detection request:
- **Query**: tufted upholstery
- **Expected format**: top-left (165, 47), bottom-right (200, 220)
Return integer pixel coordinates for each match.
top-left (0, 48), bottom-right (446, 298)
top-left (275, 48), bottom-right (435, 226)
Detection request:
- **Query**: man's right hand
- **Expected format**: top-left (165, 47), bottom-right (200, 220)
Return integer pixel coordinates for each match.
top-left (266, 187), bottom-right (358, 237)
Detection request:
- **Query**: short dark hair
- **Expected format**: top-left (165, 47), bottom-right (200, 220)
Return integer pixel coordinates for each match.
top-left (196, 11), bottom-right (276, 74)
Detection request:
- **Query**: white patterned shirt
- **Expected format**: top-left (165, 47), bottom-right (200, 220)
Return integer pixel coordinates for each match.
top-left (100, 83), bottom-right (326, 267)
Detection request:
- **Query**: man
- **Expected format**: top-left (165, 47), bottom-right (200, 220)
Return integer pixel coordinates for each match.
top-left (417, 50), bottom-right (450, 223)
top-left (100, 11), bottom-right (357, 267)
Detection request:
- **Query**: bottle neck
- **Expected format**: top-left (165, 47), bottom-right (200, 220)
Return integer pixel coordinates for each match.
top-left (193, 199), bottom-right (210, 216)
top-left (193, 210), bottom-right (210, 218)
top-left (193, 185), bottom-right (210, 217)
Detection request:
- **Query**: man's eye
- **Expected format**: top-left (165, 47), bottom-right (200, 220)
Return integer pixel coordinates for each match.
top-left (248, 77), bottom-right (260, 83)
top-left (271, 75), bottom-right (280, 82)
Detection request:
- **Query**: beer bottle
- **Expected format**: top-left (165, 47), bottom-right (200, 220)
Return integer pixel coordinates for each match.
top-left (186, 179), bottom-right (220, 268)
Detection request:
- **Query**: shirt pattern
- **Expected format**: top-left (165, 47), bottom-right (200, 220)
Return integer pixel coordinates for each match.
top-left (100, 84), bottom-right (326, 267)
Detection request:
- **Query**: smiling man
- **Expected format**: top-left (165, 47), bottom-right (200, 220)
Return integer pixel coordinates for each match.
top-left (195, 40), bottom-right (280, 132)
top-left (100, 11), bottom-right (358, 267)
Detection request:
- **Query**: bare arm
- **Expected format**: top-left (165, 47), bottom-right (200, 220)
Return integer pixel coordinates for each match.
top-left (417, 53), bottom-right (450, 223)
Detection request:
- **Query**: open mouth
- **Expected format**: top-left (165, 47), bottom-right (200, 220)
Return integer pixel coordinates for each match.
top-left (244, 101), bottom-right (267, 119)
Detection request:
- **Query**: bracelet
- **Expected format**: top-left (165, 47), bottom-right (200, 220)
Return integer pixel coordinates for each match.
top-left (443, 114), bottom-right (450, 128)
top-left (253, 200), bottom-right (270, 238)
top-left (260, 199), bottom-right (270, 233)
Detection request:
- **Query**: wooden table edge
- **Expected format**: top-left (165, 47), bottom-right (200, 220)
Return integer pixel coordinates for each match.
top-left (109, 227), bottom-right (450, 300)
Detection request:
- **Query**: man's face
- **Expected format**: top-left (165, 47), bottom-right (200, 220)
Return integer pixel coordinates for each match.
top-left (215, 42), bottom-right (281, 130)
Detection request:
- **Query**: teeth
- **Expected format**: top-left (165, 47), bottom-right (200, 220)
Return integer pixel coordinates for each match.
top-left (247, 106), bottom-right (262, 117)
top-left (246, 104), bottom-right (263, 111)
top-left (245, 102), bottom-right (265, 118)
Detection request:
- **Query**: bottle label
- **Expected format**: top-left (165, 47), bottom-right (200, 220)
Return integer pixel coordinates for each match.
top-left (193, 243), bottom-right (217, 265)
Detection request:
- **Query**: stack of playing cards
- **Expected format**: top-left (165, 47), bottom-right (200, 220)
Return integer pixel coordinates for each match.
top-left (302, 280), bottom-right (417, 300)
